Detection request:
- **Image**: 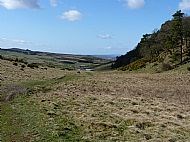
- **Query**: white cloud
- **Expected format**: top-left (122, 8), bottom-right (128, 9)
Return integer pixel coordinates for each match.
top-left (0, 0), bottom-right (40, 9)
top-left (124, 0), bottom-right (145, 9)
top-left (0, 37), bottom-right (31, 47)
top-left (0, 37), bottom-right (7, 40)
top-left (0, 37), bottom-right (49, 51)
top-left (105, 46), bottom-right (112, 49)
top-left (98, 34), bottom-right (112, 39)
top-left (179, 0), bottom-right (190, 11)
top-left (60, 10), bottom-right (82, 21)
top-left (12, 39), bottom-right (30, 44)
top-left (50, 0), bottom-right (57, 7)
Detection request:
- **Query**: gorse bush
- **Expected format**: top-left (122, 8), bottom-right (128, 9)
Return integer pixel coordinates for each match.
top-left (126, 58), bottom-right (147, 70)
top-left (27, 63), bottom-right (39, 69)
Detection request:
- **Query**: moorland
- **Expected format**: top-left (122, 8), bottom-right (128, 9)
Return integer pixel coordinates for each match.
top-left (1, 10), bottom-right (190, 142)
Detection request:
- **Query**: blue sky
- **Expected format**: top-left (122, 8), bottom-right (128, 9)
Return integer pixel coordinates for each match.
top-left (0, 0), bottom-right (190, 55)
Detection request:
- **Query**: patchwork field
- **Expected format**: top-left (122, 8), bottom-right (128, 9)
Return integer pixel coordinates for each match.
top-left (1, 58), bottom-right (190, 142)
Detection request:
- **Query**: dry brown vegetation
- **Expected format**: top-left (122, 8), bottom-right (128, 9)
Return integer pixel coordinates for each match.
top-left (46, 71), bottom-right (190, 141)
top-left (0, 59), bottom-right (66, 84)
top-left (1, 59), bottom-right (190, 141)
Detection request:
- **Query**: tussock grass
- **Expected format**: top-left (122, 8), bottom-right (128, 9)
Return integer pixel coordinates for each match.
top-left (1, 60), bottom-right (190, 141)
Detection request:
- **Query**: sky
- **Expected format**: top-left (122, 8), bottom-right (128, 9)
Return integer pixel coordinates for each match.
top-left (0, 0), bottom-right (190, 55)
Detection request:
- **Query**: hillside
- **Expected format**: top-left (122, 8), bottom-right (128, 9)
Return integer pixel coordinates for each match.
top-left (0, 48), bottom-right (111, 71)
top-left (113, 11), bottom-right (190, 71)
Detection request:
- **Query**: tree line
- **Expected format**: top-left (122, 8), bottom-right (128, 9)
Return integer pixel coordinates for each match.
top-left (113, 10), bottom-right (190, 70)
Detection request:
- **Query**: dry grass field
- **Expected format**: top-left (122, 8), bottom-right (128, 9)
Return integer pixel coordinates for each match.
top-left (1, 59), bottom-right (190, 142)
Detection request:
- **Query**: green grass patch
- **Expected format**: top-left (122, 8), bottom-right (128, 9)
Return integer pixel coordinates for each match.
top-left (1, 92), bottom-right (84, 142)
top-left (20, 74), bottom-right (79, 93)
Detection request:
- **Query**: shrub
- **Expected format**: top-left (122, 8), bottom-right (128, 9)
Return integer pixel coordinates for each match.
top-left (187, 67), bottom-right (190, 71)
top-left (41, 67), bottom-right (47, 70)
top-left (119, 66), bottom-right (127, 71)
top-left (0, 55), bottom-right (3, 59)
top-left (27, 63), bottom-right (39, 69)
top-left (15, 58), bottom-right (19, 62)
top-left (18, 58), bottom-right (24, 62)
top-left (13, 62), bottom-right (18, 66)
top-left (18, 58), bottom-right (28, 64)
top-left (64, 67), bottom-right (74, 71)
top-left (153, 63), bottom-right (158, 66)
top-left (161, 63), bottom-right (173, 71)
top-left (47, 64), bottom-right (55, 68)
top-left (170, 52), bottom-right (181, 62)
top-left (125, 58), bottom-right (147, 71)
top-left (157, 57), bottom-right (164, 63)
top-left (6, 57), bottom-right (14, 62)
top-left (183, 57), bottom-right (190, 63)
top-left (21, 64), bottom-right (26, 68)
top-left (23, 61), bottom-right (28, 65)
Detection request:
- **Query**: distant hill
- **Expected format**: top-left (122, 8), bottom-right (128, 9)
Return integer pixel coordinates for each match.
top-left (0, 48), bottom-right (111, 70)
top-left (93, 54), bottom-right (119, 60)
top-left (113, 11), bottom-right (190, 71)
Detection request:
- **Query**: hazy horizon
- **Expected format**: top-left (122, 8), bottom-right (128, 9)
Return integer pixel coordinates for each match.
top-left (0, 0), bottom-right (190, 55)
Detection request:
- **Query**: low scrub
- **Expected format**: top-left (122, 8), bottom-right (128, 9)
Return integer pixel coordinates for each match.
top-left (0, 55), bottom-right (3, 59)
top-left (17, 58), bottom-right (28, 65)
top-left (125, 58), bottom-right (148, 71)
top-left (161, 63), bottom-right (173, 71)
top-left (27, 63), bottom-right (39, 69)
top-left (13, 62), bottom-right (18, 66)
top-left (4, 57), bottom-right (14, 62)
top-left (187, 66), bottom-right (190, 71)
top-left (21, 64), bottom-right (26, 68)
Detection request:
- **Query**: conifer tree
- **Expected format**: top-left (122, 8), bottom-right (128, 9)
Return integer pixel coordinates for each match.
top-left (172, 10), bottom-right (184, 64)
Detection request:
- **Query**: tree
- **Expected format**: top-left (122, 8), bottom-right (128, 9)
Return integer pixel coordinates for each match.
top-left (172, 10), bottom-right (184, 64)
top-left (183, 16), bottom-right (190, 58)
top-left (187, 30), bottom-right (190, 57)
top-left (139, 34), bottom-right (152, 59)
top-left (165, 35), bottom-right (174, 54)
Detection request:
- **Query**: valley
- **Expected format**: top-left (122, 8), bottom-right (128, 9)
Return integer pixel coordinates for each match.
top-left (1, 55), bottom-right (190, 141)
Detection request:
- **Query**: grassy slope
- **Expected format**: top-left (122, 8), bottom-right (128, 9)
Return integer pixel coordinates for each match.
top-left (0, 49), bottom-right (110, 70)
top-left (1, 58), bottom-right (190, 141)
top-left (121, 61), bottom-right (190, 74)
top-left (1, 74), bottom-right (83, 142)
